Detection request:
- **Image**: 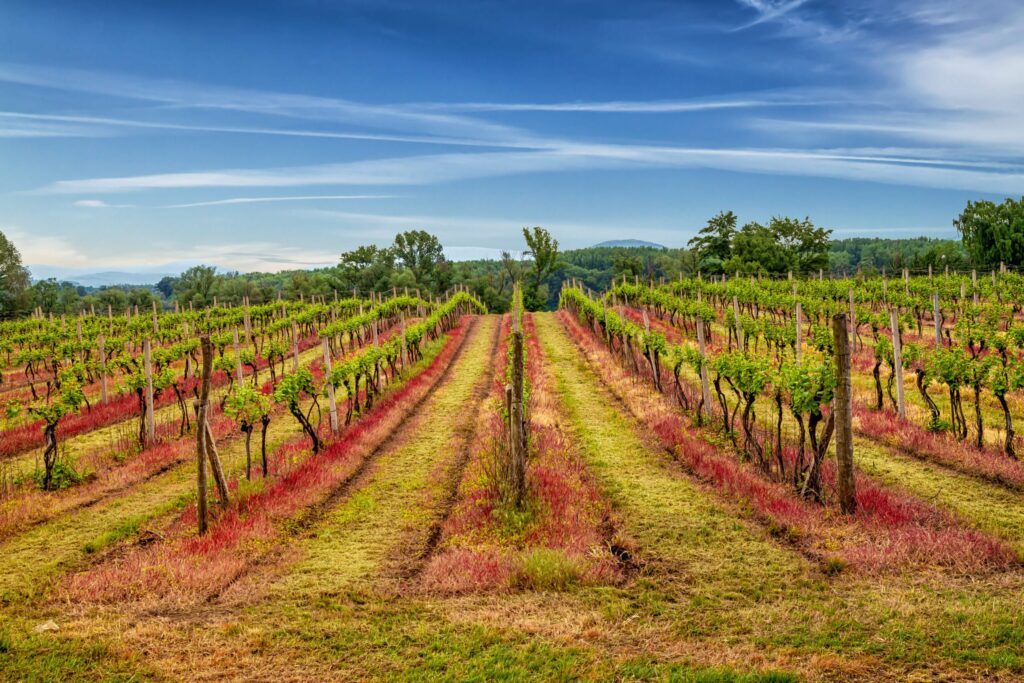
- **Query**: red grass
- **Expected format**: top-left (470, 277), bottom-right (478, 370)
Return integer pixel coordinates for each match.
top-left (560, 308), bottom-right (1017, 573)
top-left (421, 313), bottom-right (620, 593)
top-left (855, 405), bottom-right (1024, 490)
top-left (59, 319), bottom-right (472, 604)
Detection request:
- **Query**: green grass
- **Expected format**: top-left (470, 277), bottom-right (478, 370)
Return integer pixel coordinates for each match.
top-left (0, 619), bottom-right (157, 682)
top-left (270, 315), bottom-right (499, 600)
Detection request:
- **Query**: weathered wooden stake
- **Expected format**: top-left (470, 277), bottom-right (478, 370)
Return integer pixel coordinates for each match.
top-left (889, 309), bottom-right (906, 419)
top-left (291, 321), bottom-right (300, 372)
top-left (98, 335), bottom-right (109, 404)
top-left (196, 336), bottom-right (212, 535)
top-left (232, 328), bottom-right (244, 385)
top-left (932, 292), bottom-right (942, 346)
top-left (832, 313), bottom-right (856, 514)
top-left (143, 338), bottom-right (156, 444)
top-left (795, 301), bottom-right (803, 364)
top-left (323, 338), bottom-right (339, 434)
top-left (696, 316), bottom-right (712, 422)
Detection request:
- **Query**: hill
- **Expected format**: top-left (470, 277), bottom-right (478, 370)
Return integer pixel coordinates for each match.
top-left (592, 239), bottom-right (666, 249)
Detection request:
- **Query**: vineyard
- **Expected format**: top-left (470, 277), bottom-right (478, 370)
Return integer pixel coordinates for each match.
top-left (3, 272), bottom-right (1024, 681)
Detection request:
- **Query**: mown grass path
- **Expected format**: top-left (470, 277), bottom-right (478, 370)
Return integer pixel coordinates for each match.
top-left (0, 411), bottom-right (305, 603)
top-left (853, 435), bottom-right (1024, 554)
top-left (535, 313), bottom-right (808, 603)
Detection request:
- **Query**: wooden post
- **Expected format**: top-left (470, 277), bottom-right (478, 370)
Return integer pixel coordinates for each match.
top-left (696, 316), bottom-right (712, 423)
top-left (98, 335), bottom-right (109, 404)
top-left (232, 328), bottom-right (244, 385)
top-left (795, 301), bottom-right (803, 364)
top-left (509, 319), bottom-right (526, 507)
top-left (143, 339), bottom-right (156, 444)
top-left (732, 295), bottom-right (743, 351)
top-left (399, 313), bottom-right (408, 369)
top-left (196, 336), bottom-right (212, 536)
top-left (832, 313), bottom-right (856, 514)
top-left (323, 338), bottom-right (338, 434)
top-left (291, 321), bottom-right (300, 372)
top-left (847, 289), bottom-right (856, 351)
top-left (152, 300), bottom-right (159, 334)
top-left (932, 292), bottom-right (942, 346)
top-left (183, 321), bottom-right (191, 379)
top-left (889, 309), bottom-right (906, 419)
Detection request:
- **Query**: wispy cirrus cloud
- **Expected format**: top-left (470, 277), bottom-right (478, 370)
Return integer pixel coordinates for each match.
top-left (162, 194), bottom-right (399, 208)
top-left (0, 62), bottom-right (536, 145)
top-left (39, 144), bottom-right (1024, 197)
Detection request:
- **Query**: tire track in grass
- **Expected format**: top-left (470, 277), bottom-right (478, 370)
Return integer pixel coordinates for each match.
top-left (199, 315), bottom-right (497, 605)
top-left (393, 313), bottom-right (504, 583)
top-left (534, 313), bottom-right (808, 601)
top-left (0, 407), bottom-right (306, 605)
top-left (260, 314), bottom-right (500, 603)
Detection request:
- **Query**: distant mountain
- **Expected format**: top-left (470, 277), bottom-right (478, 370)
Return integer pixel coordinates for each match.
top-left (592, 239), bottom-right (666, 249)
top-left (28, 267), bottom-right (177, 287)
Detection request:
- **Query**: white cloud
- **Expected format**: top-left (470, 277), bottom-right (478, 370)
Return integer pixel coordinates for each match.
top-left (162, 195), bottom-right (399, 208)
top-left (3, 227), bottom-right (89, 266)
top-left (73, 199), bottom-right (134, 208)
top-left (0, 63), bottom-right (534, 145)
top-left (40, 143), bottom-right (1024, 198)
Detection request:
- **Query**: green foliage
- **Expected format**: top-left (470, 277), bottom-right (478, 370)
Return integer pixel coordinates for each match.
top-left (273, 368), bottom-right (318, 408)
top-left (0, 229), bottom-right (31, 319)
top-left (224, 385), bottom-right (271, 427)
top-left (522, 226), bottom-right (560, 311)
top-left (956, 196), bottom-right (1024, 267)
top-left (33, 458), bottom-right (83, 490)
top-left (781, 360), bottom-right (835, 417)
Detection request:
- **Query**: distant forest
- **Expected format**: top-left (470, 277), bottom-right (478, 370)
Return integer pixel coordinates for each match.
top-left (5, 195), bottom-right (1022, 317)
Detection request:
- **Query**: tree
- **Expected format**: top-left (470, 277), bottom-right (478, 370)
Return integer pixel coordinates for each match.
top-left (338, 244), bottom-right (396, 295)
top-left (522, 226), bottom-right (559, 310)
top-left (956, 197), bottom-right (1024, 267)
top-left (0, 230), bottom-right (31, 318)
top-left (174, 265), bottom-right (218, 307)
top-left (392, 230), bottom-right (444, 290)
top-left (727, 222), bottom-right (794, 275)
top-left (770, 216), bottom-right (831, 275)
top-left (688, 211), bottom-right (736, 274)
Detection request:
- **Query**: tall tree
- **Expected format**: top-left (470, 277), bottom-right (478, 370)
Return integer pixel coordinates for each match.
top-left (522, 226), bottom-right (559, 310)
top-left (956, 197), bottom-right (1024, 267)
top-left (392, 230), bottom-right (445, 290)
top-left (687, 211), bottom-right (737, 274)
top-left (0, 230), bottom-right (31, 318)
top-left (174, 265), bottom-right (218, 306)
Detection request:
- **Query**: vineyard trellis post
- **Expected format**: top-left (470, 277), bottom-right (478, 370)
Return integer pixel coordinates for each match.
top-left (98, 335), bottom-right (109, 404)
top-left (323, 337), bottom-right (339, 434)
top-left (508, 311), bottom-right (526, 508)
top-left (232, 328), bottom-right (244, 385)
top-left (847, 289), bottom-right (856, 351)
top-left (889, 308), bottom-right (906, 419)
top-left (696, 313), bottom-right (712, 424)
top-left (291, 321), bottom-right (300, 373)
top-left (932, 293), bottom-right (942, 347)
top-left (143, 338), bottom-right (156, 445)
top-left (795, 301), bottom-right (803, 364)
top-left (832, 313), bottom-right (857, 514)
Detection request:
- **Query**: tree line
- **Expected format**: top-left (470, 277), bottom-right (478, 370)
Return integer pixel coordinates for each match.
top-left (1, 195), bottom-right (1021, 319)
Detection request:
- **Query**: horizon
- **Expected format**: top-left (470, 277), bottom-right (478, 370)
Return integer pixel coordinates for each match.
top-left (3, 0), bottom-right (1018, 275)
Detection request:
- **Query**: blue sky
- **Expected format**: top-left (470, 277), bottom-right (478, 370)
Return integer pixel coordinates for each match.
top-left (2, 0), bottom-right (1022, 277)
